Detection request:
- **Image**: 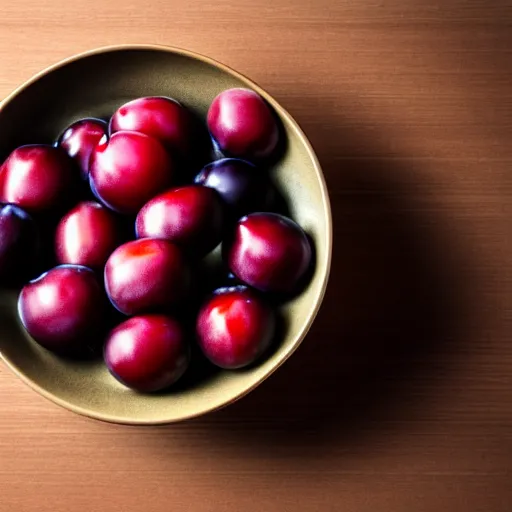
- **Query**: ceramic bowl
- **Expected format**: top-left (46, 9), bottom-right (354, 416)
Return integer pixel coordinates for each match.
top-left (0, 45), bottom-right (332, 424)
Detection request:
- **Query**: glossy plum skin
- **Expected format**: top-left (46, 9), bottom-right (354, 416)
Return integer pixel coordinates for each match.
top-left (110, 97), bottom-right (193, 157)
top-left (89, 131), bottom-right (173, 214)
top-left (196, 286), bottom-right (275, 369)
top-left (136, 185), bottom-right (224, 257)
top-left (207, 88), bottom-right (279, 160)
top-left (105, 238), bottom-right (190, 316)
top-left (18, 265), bottom-right (106, 355)
top-left (194, 158), bottom-right (269, 218)
top-left (0, 204), bottom-right (38, 285)
top-left (55, 201), bottom-right (120, 269)
top-left (58, 118), bottom-right (108, 179)
top-left (227, 212), bottom-right (312, 294)
top-left (0, 145), bottom-right (77, 213)
top-left (104, 314), bottom-right (190, 392)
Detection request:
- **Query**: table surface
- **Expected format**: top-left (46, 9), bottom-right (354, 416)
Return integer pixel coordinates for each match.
top-left (1, 1), bottom-right (511, 511)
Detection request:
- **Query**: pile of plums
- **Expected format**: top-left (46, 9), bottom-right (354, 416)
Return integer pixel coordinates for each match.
top-left (0, 88), bottom-right (313, 393)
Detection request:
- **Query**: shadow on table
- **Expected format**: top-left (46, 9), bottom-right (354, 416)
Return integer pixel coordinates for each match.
top-left (196, 94), bottom-right (473, 457)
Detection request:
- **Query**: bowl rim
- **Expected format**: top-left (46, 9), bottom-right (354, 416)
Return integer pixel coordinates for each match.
top-left (0, 43), bottom-right (333, 425)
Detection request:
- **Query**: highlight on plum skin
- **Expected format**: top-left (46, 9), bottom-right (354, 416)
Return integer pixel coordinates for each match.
top-left (110, 96), bottom-right (194, 158)
top-left (196, 286), bottom-right (275, 369)
top-left (135, 185), bottom-right (225, 257)
top-left (227, 212), bottom-right (312, 294)
top-left (104, 238), bottom-right (191, 316)
top-left (57, 118), bottom-right (108, 180)
top-left (17, 265), bottom-right (107, 355)
top-left (0, 203), bottom-right (39, 286)
top-left (104, 314), bottom-right (190, 392)
top-left (0, 144), bottom-right (78, 213)
top-left (55, 201), bottom-right (121, 270)
top-left (207, 88), bottom-right (279, 161)
top-left (89, 131), bottom-right (173, 214)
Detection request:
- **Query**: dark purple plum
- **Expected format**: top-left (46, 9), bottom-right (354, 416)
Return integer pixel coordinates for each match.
top-left (194, 158), bottom-right (270, 218)
top-left (0, 203), bottom-right (38, 286)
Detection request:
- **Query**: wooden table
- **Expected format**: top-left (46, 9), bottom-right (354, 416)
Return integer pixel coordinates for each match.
top-left (1, 1), bottom-right (511, 511)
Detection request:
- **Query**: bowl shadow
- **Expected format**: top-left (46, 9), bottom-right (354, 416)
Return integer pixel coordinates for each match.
top-left (188, 96), bottom-right (472, 456)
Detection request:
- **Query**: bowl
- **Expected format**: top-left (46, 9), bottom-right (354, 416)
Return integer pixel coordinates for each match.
top-left (0, 44), bottom-right (332, 424)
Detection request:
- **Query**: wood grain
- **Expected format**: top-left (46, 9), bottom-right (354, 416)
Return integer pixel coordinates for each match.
top-left (0, 1), bottom-right (511, 511)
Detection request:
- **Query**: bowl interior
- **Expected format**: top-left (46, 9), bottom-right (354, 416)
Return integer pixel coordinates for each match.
top-left (0, 47), bottom-right (331, 424)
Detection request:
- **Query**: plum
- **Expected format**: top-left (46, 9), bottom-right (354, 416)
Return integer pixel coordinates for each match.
top-left (227, 212), bottom-right (312, 294)
top-left (104, 314), bottom-right (189, 392)
top-left (89, 131), bottom-right (173, 214)
top-left (194, 158), bottom-right (270, 218)
top-left (196, 286), bottom-right (275, 369)
top-left (55, 201), bottom-right (121, 270)
top-left (110, 96), bottom-right (193, 158)
top-left (207, 88), bottom-right (279, 160)
top-left (0, 145), bottom-right (77, 213)
top-left (58, 118), bottom-right (108, 179)
top-left (0, 203), bottom-right (38, 285)
top-left (136, 185), bottom-right (224, 257)
top-left (18, 265), bottom-right (106, 355)
top-left (104, 238), bottom-right (190, 315)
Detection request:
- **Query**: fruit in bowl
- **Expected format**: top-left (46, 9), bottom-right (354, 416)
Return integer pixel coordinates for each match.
top-left (0, 145), bottom-right (78, 213)
top-left (89, 131), bottom-right (173, 214)
top-left (18, 265), bottom-right (106, 355)
top-left (135, 185), bottom-right (225, 257)
top-left (104, 238), bottom-right (191, 316)
top-left (0, 45), bottom-right (331, 424)
top-left (110, 96), bottom-right (194, 158)
top-left (227, 212), bottom-right (313, 294)
top-left (55, 200), bottom-right (121, 270)
top-left (0, 203), bottom-right (39, 286)
top-left (11, 94), bottom-right (310, 378)
top-left (196, 286), bottom-right (275, 369)
top-left (104, 314), bottom-right (190, 392)
top-left (58, 118), bottom-right (108, 180)
top-left (207, 88), bottom-right (279, 160)
top-left (194, 158), bottom-right (271, 219)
